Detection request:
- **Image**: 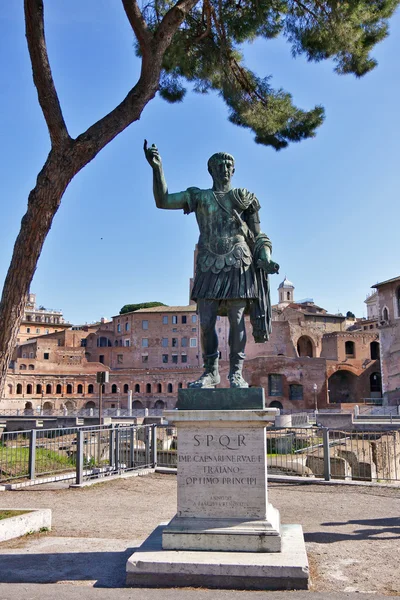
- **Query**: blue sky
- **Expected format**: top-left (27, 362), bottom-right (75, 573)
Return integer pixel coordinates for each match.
top-left (0, 1), bottom-right (399, 324)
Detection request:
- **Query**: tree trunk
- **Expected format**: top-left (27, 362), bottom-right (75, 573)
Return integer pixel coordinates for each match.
top-left (0, 149), bottom-right (74, 398)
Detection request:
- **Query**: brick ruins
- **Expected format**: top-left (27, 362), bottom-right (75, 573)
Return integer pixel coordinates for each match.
top-left (1, 273), bottom-right (393, 413)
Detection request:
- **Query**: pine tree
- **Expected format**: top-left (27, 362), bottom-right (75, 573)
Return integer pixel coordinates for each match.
top-left (0, 0), bottom-right (397, 397)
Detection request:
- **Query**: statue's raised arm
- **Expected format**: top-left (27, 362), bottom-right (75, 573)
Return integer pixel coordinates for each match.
top-left (144, 140), bottom-right (188, 210)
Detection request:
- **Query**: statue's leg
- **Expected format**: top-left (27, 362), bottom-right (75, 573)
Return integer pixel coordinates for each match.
top-left (227, 299), bottom-right (249, 388)
top-left (188, 299), bottom-right (220, 388)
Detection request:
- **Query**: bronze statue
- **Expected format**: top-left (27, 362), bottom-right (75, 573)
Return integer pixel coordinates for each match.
top-left (144, 142), bottom-right (279, 388)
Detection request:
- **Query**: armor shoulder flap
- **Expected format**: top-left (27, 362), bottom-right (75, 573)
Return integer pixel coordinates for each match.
top-left (232, 188), bottom-right (261, 213)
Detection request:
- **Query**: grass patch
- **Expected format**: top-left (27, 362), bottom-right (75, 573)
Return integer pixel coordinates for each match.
top-left (0, 446), bottom-right (75, 480)
top-left (0, 510), bottom-right (31, 520)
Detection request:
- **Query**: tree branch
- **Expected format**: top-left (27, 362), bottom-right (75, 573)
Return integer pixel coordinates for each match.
top-left (121, 0), bottom-right (153, 56)
top-left (24, 0), bottom-right (70, 148)
top-left (70, 0), bottom-right (202, 164)
top-left (155, 0), bottom-right (201, 54)
top-left (290, 0), bottom-right (320, 22)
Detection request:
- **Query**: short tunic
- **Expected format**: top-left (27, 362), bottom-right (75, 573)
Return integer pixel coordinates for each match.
top-left (184, 187), bottom-right (260, 301)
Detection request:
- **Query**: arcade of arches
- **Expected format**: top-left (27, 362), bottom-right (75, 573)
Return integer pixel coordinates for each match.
top-left (8, 376), bottom-right (191, 412)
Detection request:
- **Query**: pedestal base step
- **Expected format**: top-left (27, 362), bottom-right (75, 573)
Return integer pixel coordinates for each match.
top-left (162, 504), bottom-right (281, 552)
top-left (126, 523), bottom-right (309, 590)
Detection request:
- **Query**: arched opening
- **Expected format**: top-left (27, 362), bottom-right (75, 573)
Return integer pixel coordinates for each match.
top-left (77, 384), bottom-right (83, 394)
top-left (112, 384), bottom-right (118, 394)
top-left (16, 383), bottom-right (23, 394)
top-left (157, 383), bottom-right (162, 393)
top-left (269, 400), bottom-right (283, 410)
top-left (97, 337), bottom-right (112, 347)
top-left (114, 340), bottom-right (119, 346)
top-left (29, 364), bottom-right (35, 370)
top-left (66, 384), bottom-right (73, 394)
top-left (101, 384), bottom-right (105, 394)
top-left (135, 384), bottom-right (140, 393)
top-left (65, 400), bottom-right (75, 414)
top-left (7, 384), bottom-right (13, 395)
top-left (46, 384), bottom-right (52, 394)
top-left (56, 384), bottom-right (62, 394)
top-left (20, 364), bottom-right (27, 370)
top-left (26, 384), bottom-right (33, 394)
top-left (36, 384), bottom-right (42, 394)
top-left (146, 383), bottom-right (151, 393)
top-left (297, 336), bottom-right (313, 358)
top-left (287, 291), bottom-right (290, 301)
top-left (383, 307), bottom-right (389, 321)
top-left (85, 400), bottom-right (96, 409)
top-left (167, 383), bottom-right (173, 393)
top-left (154, 400), bottom-right (165, 409)
top-left (370, 341), bottom-right (380, 360)
top-left (132, 400), bottom-right (144, 409)
top-left (178, 382), bottom-right (183, 389)
top-left (123, 384), bottom-right (129, 393)
top-left (370, 372), bottom-right (382, 397)
top-left (328, 370), bottom-right (357, 403)
top-left (43, 401), bottom-right (53, 414)
top-left (24, 401), bottom-right (33, 415)
top-left (345, 341), bottom-right (355, 358)
top-left (88, 384), bottom-right (94, 394)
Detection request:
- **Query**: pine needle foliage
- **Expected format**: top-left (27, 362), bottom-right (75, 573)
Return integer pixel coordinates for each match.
top-left (142, 0), bottom-right (398, 149)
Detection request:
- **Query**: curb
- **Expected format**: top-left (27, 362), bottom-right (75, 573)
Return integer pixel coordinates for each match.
top-left (0, 508), bottom-right (51, 542)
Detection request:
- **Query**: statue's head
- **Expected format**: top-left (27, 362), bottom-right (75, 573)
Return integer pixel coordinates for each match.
top-left (207, 152), bottom-right (235, 184)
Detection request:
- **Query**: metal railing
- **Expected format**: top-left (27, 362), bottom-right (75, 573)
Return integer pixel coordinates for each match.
top-left (155, 425), bottom-right (400, 483)
top-left (2, 423), bottom-right (399, 486)
top-left (0, 423), bottom-right (157, 486)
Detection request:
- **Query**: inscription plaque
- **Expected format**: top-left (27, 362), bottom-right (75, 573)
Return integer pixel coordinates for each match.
top-left (177, 426), bottom-right (267, 519)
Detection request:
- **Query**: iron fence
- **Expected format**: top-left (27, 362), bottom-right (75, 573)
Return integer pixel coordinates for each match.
top-left (155, 425), bottom-right (400, 483)
top-left (2, 423), bottom-right (400, 486)
top-left (0, 423), bottom-right (156, 486)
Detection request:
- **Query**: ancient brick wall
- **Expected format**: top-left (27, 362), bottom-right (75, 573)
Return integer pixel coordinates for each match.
top-left (244, 356), bottom-right (328, 410)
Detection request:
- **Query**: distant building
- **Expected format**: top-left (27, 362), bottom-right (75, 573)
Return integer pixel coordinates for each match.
top-left (372, 276), bottom-right (400, 405)
top-left (277, 277), bottom-right (295, 307)
top-left (365, 291), bottom-right (379, 320)
top-left (17, 293), bottom-right (70, 344)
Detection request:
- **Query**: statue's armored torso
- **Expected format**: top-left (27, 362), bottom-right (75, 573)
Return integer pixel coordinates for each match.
top-left (184, 187), bottom-right (260, 301)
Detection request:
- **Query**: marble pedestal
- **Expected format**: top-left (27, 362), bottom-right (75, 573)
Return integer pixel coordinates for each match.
top-left (126, 389), bottom-right (309, 590)
top-left (162, 409), bottom-right (281, 552)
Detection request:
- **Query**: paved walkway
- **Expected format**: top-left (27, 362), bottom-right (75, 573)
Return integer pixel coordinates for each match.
top-left (0, 473), bottom-right (399, 596)
top-left (0, 584), bottom-right (393, 600)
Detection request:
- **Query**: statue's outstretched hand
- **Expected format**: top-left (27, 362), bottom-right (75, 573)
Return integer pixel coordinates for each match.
top-left (257, 259), bottom-right (280, 275)
top-left (144, 139), bottom-right (162, 169)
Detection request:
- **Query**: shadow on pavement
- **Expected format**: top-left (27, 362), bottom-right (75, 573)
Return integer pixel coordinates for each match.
top-left (0, 548), bottom-right (137, 587)
top-left (321, 517), bottom-right (400, 527)
top-left (305, 517), bottom-right (400, 544)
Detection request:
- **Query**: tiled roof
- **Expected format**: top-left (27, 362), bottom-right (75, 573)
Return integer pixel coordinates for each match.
top-left (134, 305), bottom-right (197, 313)
top-left (372, 276), bottom-right (400, 289)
